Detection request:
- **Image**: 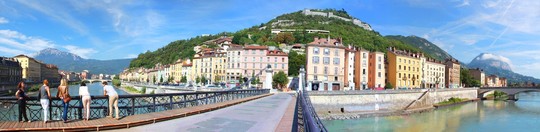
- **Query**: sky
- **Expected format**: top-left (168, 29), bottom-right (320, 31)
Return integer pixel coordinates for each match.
top-left (0, 0), bottom-right (539, 78)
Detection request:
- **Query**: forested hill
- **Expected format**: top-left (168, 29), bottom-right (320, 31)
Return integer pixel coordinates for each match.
top-left (129, 9), bottom-right (436, 68)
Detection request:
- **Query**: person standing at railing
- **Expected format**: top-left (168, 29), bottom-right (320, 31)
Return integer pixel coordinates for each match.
top-left (38, 79), bottom-right (51, 123)
top-left (79, 81), bottom-right (91, 121)
top-left (102, 81), bottom-right (119, 120)
top-left (15, 81), bottom-right (30, 123)
top-left (57, 78), bottom-right (71, 123)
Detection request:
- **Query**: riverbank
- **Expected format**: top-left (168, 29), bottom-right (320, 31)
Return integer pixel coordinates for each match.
top-left (119, 85), bottom-right (142, 95)
top-left (319, 98), bottom-right (481, 120)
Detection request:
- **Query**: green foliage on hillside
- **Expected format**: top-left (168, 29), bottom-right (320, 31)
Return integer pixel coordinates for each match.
top-left (129, 33), bottom-right (231, 68)
top-left (385, 35), bottom-right (453, 61)
top-left (232, 10), bottom-right (423, 53)
top-left (130, 9), bottom-right (426, 69)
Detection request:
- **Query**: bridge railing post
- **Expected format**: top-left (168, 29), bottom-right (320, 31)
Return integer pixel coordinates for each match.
top-left (131, 97), bottom-right (135, 115)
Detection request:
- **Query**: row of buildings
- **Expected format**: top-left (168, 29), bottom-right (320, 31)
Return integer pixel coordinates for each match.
top-left (304, 37), bottom-right (461, 90)
top-left (0, 55), bottom-right (61, 84)
top-left (469, 68), bottom-right (508, 87)
top-left (120, 37), bottom-right (290, 88)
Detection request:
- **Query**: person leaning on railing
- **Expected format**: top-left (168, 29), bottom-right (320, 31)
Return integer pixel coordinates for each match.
top-left (79, 81), bottom-right (91, 121)
top-left (102, 81), bottom-right (119, 120)
top-left (15, 81), bottom-right (30, 123)
top-left (57, 78), bottom-right (71, 123)
top-left (38, 79), bottom-right (51, 123)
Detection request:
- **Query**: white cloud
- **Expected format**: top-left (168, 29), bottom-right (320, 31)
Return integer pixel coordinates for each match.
top-left (479, 53), bottom-right (513, 68)
top-left (456, 0), bottom-right (470, 7)
top-left (0, 17), bottom-right (8, 24)
top-left (0, 29), bottom-right (55, 55)
top-left (62, 45), bottom-right (96, 59)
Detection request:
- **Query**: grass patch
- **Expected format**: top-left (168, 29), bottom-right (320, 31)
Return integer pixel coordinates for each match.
top-left (112, 79), bottom-right (122, 87)
top-left (123, 86), bottom-right (142, 94)
top-left (28, 84), bottom-right (41, 92)
top-left (485, 91), bottom-right (508, 100)
top-left (437, 97), bottom-right (468, 105)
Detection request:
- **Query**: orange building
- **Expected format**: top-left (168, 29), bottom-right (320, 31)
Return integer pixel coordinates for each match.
top-left (368, 52), bottom-right (385, 89)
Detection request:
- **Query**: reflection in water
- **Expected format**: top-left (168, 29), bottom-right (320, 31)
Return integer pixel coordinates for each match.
top-left (323, 92), bottom-right (540, 132)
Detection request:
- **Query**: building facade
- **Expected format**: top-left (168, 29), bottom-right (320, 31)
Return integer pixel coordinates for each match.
top-left (469, 68), bottom-right (486, 87)
top-left (445, 59), bottom-right (461, 88)
top-left (0, 57), bottom-right (22, 84)
top-left (241, 45), bottom-right (269, 85)
top-left (40, 64), bottom-right (60, 83)
top-left (422, 58), bottom-right (445, 88)
top-left (212, 52), bottom-right (226, 83)
top-left (354, 49), bottom-right (370, 90)
top-left (14, 55), bottom-right (41, 82)
top-left (305, 37), bottom-right (345, 91)
top-left (387, 48), bottom-right (423, 89)
top-left (368, 52), bottom-right (385, 89)
top-left (344, 46), bottom-right (355, 90)
top-left (225, 44), bottom-right (243, 83)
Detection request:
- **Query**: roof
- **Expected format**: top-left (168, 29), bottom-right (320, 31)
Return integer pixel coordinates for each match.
top-left (307, 37), bottom-right (345, 49)
top-left (267, 50), bottom-right (288, 56)
top-left (244, 45), bottom-right (268, 50)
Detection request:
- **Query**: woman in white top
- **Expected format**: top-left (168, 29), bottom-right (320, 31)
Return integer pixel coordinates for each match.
top-left (79, 82), bottom-right (91, 121)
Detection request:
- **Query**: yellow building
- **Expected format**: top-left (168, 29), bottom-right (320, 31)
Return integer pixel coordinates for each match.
top-left (191, 54), bottom-right (202, 84)
top-left (172, 59), bottom-right (183, 83)
top-left (387, 48), bottom-right (423, 89)
top-left (212, 52), bottom-right (226, 83)
top-left (14, 55), bottom-right (42, 82)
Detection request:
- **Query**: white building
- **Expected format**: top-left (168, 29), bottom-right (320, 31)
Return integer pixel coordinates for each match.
top-left (422, 58), bottom-right (446, 88)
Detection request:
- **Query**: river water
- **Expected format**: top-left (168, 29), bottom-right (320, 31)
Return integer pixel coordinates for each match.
top-left (322, 92), bottom-right (540, 132)
top-left (31, 82), bottom-right (128, 96)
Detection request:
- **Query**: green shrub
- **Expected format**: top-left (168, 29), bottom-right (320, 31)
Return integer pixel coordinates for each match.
top-left (141, 86), bottom-right (147, 94)
top-left (112, 79), bottom-right (121, 87)
top-left (28, 85), bottom-right (41, 92)
top-left (150, 90), bottom-right (155, 94)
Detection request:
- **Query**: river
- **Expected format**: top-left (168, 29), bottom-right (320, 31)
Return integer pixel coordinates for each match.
top-left (322, 92), bottom-right (540, 132)
top-left (31, 82), bottom-right (128, 96)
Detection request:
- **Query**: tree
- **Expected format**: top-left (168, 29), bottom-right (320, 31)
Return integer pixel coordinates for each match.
top-left (160, 76), bottom-right (164, 83)
top-left (181, 76), bottom-right (187, 83)
top-left (169, 76), bottom-right (174, 83)
top-left (273, 33), bottom-right (295, 44)
top-left (153, 76), bottom-right (156, 84)
top-left (215, 75), bottom-right (221, 83)
top-left (272, 71), bottom-right (289, 90)
top-left (385, 82), bottom-right (393, 89)
top-left (288, 51), bottom-right (306, 76)
top-left (196, 76), bottom-right (201, 84)
top-left (201, 76), bottom-right (207, 85)
top-left (239, 75), bottom-right (244, 84)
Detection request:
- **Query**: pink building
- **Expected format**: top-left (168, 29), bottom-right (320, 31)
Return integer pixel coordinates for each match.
top-left (241, 45), bottom-right (288, 87)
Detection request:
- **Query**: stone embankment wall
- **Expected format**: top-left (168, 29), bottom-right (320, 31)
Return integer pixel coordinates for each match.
top-left (309, 88), bottom-right (477, 113)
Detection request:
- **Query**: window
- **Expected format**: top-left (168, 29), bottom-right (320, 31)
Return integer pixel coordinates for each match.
top-left (252, 50), bottom-right (255, 54)
top-left (363, 53), bottom-right (366, 59)
top-left (313, 56), bottom-right (319, 64)
top-left (363, 69), bottom-right (366, 75)
top-left (378, 72), bottom-right (381, 77)
top-left (252, 57), bottom-right (255, 62)
top-left (314, 48), bottom-right (319, 54)
top-left (275, 57), bottom-right (277, 62)
top-left (335, 49), bottom-right (339, 56)
top-left (333, 58), bottom-right (340, 65)
top-left (274, 64), bottom-right (277, 68)
top-left (334, 67), bottom-right (338, 75)
top-left (314, 66), bottom-right (318, 74)
top-left (399, 65), bottom-right (401, 70)
top-left (378, 56), bottom-right (381, 62)
top-left (378, 64), bottom-right (381, 69)
top-left (282, 58), bottom-right (285, 62)
top-left (323, 57), bottom-right (330, 64)
top-left (282, 64), bottom-right (285, 69)
top-left (399, 73), bottom-right (401, 78)
top-left (324, 67), bottom-right (328, 74)
top-left (260, 50), bottom-right (264, 54)
top-left (314, 75), bottom-right (318, 80)
top-left (324, 48), bottom-right (330, 55)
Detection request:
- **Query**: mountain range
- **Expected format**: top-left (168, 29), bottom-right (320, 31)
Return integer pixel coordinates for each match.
top-left (129, 8), bottom-right (539, 83)
top-left (33, 48), bottom-right (132, 75)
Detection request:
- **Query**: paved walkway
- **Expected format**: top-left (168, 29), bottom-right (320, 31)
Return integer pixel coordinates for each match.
top-left (108, 93), bottom-right (295, 132)
top-left (0, 94), bottom-right (271, 131)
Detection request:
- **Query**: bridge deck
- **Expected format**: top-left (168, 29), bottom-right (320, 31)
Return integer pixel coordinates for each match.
top-left (107, 93), bottom-right (296, 132)
top-left (0, 94), bottom-right (272, 131)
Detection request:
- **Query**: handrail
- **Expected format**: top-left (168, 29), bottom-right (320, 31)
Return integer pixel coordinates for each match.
top-left (0, 89), bottom-right (269, 121)
top-left (298, 90), bottom-right (328, 132)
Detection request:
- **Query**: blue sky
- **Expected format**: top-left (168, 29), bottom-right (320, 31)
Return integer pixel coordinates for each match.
top-left (0, 0), bottom-right (539, 78)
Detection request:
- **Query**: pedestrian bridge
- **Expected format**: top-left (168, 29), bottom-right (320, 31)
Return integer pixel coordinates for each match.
top-left (478, 87), bottom-right (540, 100)
top-left (0, 89), bottom-right (269, 131)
